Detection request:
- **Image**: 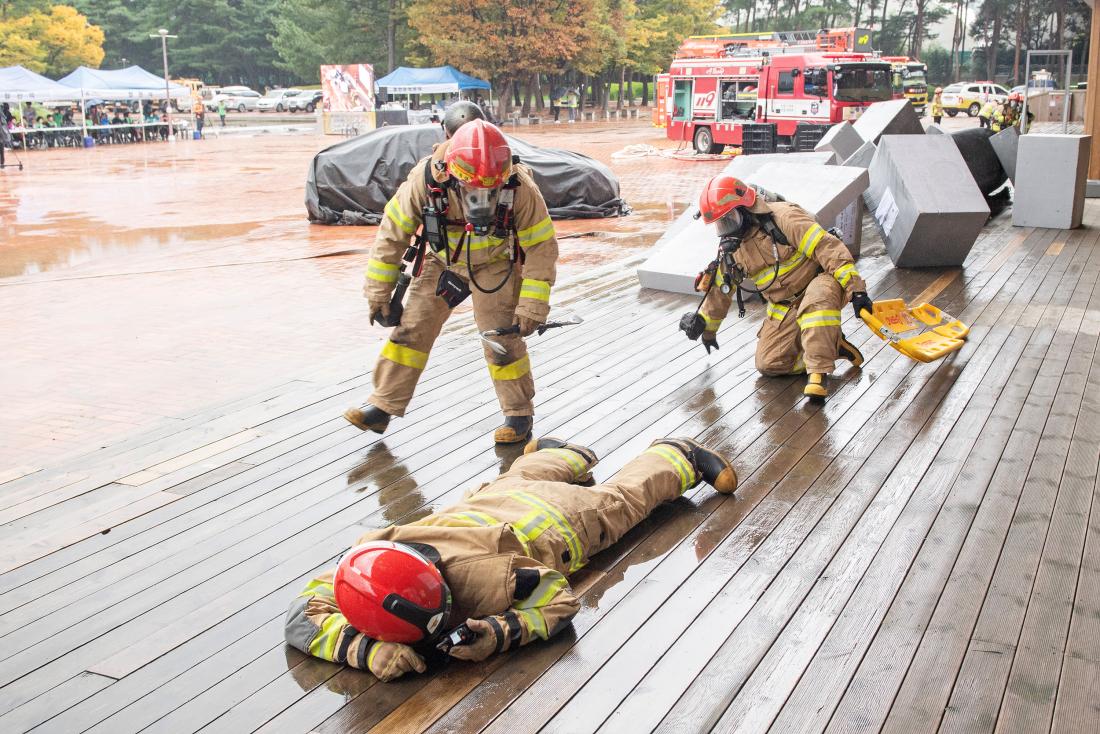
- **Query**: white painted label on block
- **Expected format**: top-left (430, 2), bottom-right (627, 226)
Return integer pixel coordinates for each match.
top-left (875, 186), bottom-right (900, 236)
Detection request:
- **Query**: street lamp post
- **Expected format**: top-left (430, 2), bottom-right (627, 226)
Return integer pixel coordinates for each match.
top-left (149, 28), bottom-right (178, 141)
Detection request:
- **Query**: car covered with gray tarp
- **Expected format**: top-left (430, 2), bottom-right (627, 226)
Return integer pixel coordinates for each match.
top-left (305, 124), bottom-right (628, 225)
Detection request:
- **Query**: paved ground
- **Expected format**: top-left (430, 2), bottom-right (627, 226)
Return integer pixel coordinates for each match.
top-left (1, 118), bottom-right (734, 470)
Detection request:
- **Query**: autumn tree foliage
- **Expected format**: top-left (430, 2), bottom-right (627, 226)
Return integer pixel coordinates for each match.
top-left (406, 0), bottom-right (604, 115)
top-left (0, 4), bottom-right (103, 75)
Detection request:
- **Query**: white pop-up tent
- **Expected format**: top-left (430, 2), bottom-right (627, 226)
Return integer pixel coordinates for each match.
top-left (57, 65), bottom-right (190, 101)
top-left (0, 65), bottom-right (84, 103)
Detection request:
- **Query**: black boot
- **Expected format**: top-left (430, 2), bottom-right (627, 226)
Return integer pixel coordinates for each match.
top-left (650, 438), bottom-right (738, 494)
top-left (523, 436), bottom-right (598, 465)
top-left (838, 334), bottom-right (864, 368)
top-left (343, 405), bottom-right (391, 434)
top-left (494, 415), bottom-right (533, 444)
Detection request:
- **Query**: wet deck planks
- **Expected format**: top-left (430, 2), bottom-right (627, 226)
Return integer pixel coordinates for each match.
top-left (3, 206), bottom-right (1100, 734)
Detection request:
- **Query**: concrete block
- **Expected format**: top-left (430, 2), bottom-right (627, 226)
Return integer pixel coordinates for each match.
top-left (741, 162), bottom-right (869, 225)
top-left (1013, 134), bottom-right (1090, 229)
top-left (1087, 179), bottom-right (1100, 198)
top-left (726, 150), bottom-right (835, 179)
top-left (636, 206), bottom-right (713, 294)
top-left (852, 99), bottom-right (924, 144)
top-left (842, 140), bottom-right (877, 169)
top-left (989, 126), bottom-right (1019, 182)
top-left (925, 123), bottom-right (946, 135)
top-left (831, 197), bottom-right (864, 259)
top-left (864, 135), bottom-right (990, 267)
top-left (815, 122), bottom-right (863, 162)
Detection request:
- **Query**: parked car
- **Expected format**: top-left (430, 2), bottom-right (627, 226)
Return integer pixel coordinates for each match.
top-left (288, 90), bottom-right (323, 113)
top-left (940, 81), bottom-right (1010, 117)
top-left (221, 89), bottom-right (262, 112)
top-left (257, 88), bottom-right (302, 112)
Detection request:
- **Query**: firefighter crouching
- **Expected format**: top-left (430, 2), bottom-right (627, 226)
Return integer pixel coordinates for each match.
top-left (992, 93), bottom-right (1031, 133)
top-left (344, 107), bottom-right (558, 444)
top-left (284, 436), bottom-right (738, 680)
top-left (682, 175), bottom-right (873, 400)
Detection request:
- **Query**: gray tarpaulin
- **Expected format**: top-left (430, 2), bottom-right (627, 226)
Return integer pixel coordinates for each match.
top-left (305, 124), bottom-right (629, 225)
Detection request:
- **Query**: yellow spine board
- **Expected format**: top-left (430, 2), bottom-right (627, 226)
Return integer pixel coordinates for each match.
top-left (860, 299), bottom-right (969, 363)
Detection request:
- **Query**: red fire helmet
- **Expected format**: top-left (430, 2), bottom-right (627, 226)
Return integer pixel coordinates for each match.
top-left (698, 174), bottom-right (757, 224)
top-left (333, 540), bottom-right (452, 644)
top-left (445, 118), bottom-right (512, 189)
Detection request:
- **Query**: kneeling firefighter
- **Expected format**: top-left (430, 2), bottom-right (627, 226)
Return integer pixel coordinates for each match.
top-left (344, 105), bottom-right (558, 444)
top-left (681, 175), bottom-right (873, 399)
top-left (284, 436), bottom-right (738, 680)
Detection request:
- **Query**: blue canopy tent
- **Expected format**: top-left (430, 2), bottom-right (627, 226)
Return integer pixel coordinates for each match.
top-left (0, 65), bottom-right (84, 102)
top-left (375, 65), bottom-right (490, 96)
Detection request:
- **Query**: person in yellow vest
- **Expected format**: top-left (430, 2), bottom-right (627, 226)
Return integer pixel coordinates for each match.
top-left (931, 87), bottom-right (944, 125)
top-left (978, 98), bottom-right (996, 129)
top-left (563, 89), bottom-right (579, 123)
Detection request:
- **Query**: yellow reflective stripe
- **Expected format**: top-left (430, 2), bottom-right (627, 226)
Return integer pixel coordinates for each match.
top-left (791, 353), bottom-right (806, 374)
top-left (766, 302), bottom-right (790, 321)
top-left (309, 613), bottom-right (346, 660)
top-left (754, 253), bottom-right (805, 287)
top-left (298, 579), bottom-right (335, 598)
top-left (515, 509), bottom-right (554, 542)
top-left (487, 354), bottom-right (531, 381)
top-left (384, 198), bottom-right (415, 235)
top-left (517, 217), bottom-right (555, 248)
top-left (466, 234), bottom-right (506, 251)
top-left (432, 510), bottom-right (500, 528)
top-left (797, 310), bottom-right (842, 330)
top-left (702, 313), bottom-right (723, 331)
top-left (519, 278), bottom-right (551, 302)
top-left (510, 491), bottom-right (585, 572)
top-left (459, 510), bottom-right (498, 526)
top-left (365, 259), bottom-right (399, 283)
top-left (834, 263), bottom-right (859, 287)
top-left (381, 341), bottom-right (429, 370)
top-left (516, 607), bottom-right (549, 640)
top-left (366, 641), bottom-right (382, 670)
top-left (644, 445), bottom-right (697, 492)
top-left (542, 448), bottom-right (588, 478)
top-left (798, 224), bottom-right (826, 258)
top-left (515, 571), bottom-right (569, 610)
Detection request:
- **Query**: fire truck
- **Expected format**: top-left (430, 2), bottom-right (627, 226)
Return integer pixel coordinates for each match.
top-left (675, 27), bottom-right (874, 59)
top-left (882, 56), bottom-right (929, 113)
top-left (657, 49), bottom-right (894, 154)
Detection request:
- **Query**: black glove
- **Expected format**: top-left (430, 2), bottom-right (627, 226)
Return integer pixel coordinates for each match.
top-left (702, 332), bottom-right (719, 354)
top-left (679, 311), bottom-right (704, 341)
top-left (851, 291), bottom-right (873, 319)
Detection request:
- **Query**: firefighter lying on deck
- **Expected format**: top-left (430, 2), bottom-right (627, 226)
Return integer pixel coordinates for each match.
top-left (682, 174), bottom-right (873, 400)
top-left (344, 104), bottom-right (558, 445)
top-left (284, 437), bottom-right (737, 681)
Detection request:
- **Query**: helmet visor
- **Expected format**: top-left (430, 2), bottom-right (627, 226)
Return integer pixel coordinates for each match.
top-left (715, 209), bottom-right (744, 237)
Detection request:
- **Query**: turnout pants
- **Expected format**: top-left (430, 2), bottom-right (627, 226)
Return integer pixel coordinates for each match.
top-left (369, 256), bottom-right (535, 417)
top-left (489, 442), bottom-right (695, 557)
top-left (755, 273), bottom-right (847, 376)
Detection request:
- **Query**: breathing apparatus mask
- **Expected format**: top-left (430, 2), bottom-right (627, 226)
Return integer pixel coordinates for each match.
top-left (715, 208), bottom-right (749, 253)
top-left (456, 183), bottom-right (499, 236)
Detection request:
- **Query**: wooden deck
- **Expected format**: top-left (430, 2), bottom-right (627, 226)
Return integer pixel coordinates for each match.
top-left (3, 204), bottom-right (1100, 733)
